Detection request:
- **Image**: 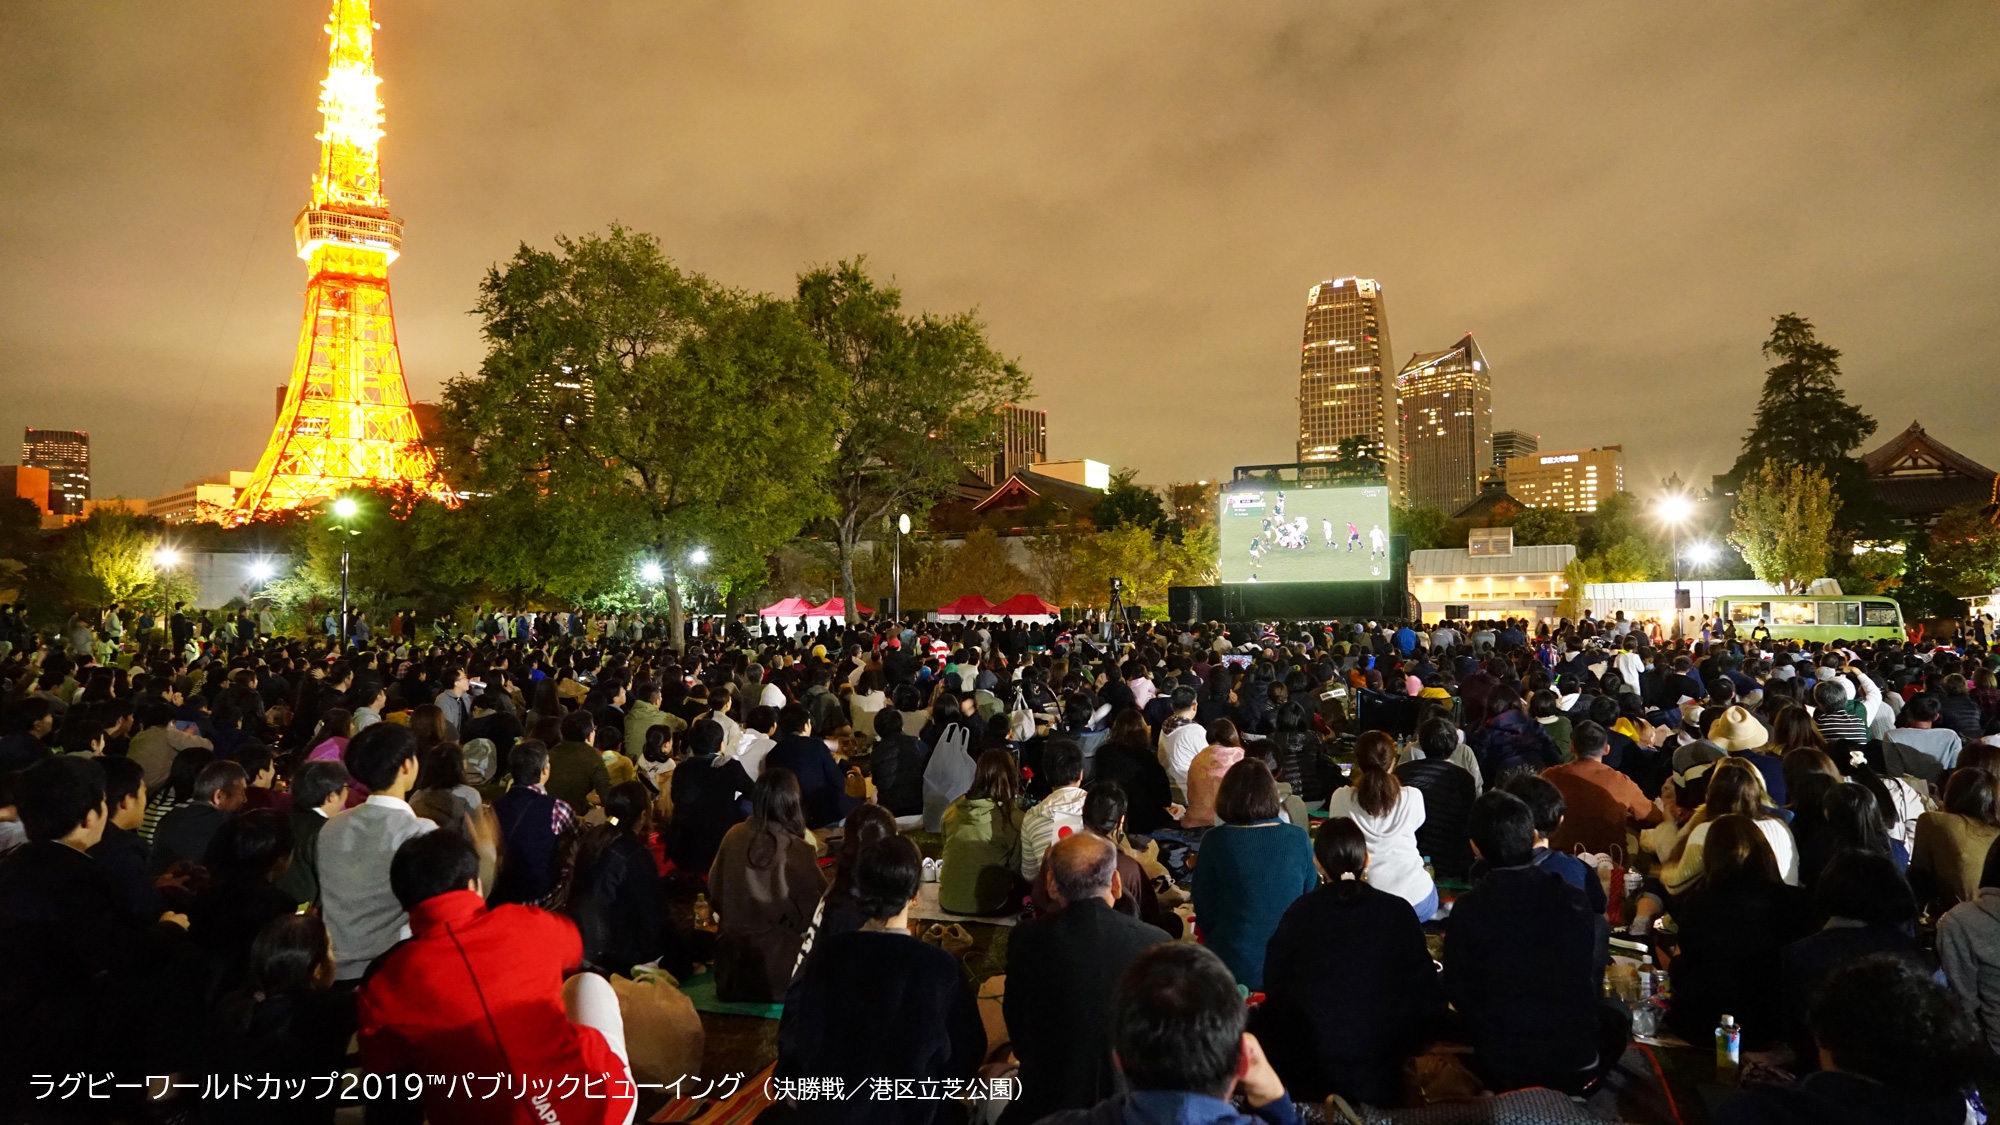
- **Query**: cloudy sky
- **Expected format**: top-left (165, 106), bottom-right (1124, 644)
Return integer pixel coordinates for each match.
top-left (5, 1), bottom-right (1997, 503)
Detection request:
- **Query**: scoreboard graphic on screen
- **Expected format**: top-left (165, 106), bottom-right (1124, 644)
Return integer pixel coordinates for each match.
top-left (1218, 485), bottom-right (1393, 584)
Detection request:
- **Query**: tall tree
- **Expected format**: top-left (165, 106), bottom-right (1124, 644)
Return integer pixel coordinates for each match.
top-left (1326, 435), bottom-right (1388, 484)
top-left (1093, 469), bottom-right (1169, 535)
top-left (1392, 503), bottom-right (1450, 551)
top-left (795, 259), bottom-right (1031, 623)
top-left (439, 226), bottom-right (844, 648)
top-left (1510, 507), bottom-right (1580, 547)
top-left (1724, 314), bottom-right (1878, 525)
top-left (1921, 504), bottom-right (2000, 600)
top-left (1728, 461), bottom-right (1839, 593)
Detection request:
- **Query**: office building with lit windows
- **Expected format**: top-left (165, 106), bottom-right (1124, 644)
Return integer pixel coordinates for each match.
top-left (1504, 445), bottom-right (1625, 513)
top-left (1396, 334), bottom-right (1492, 514)
top-left (22, 429), bottom-right (89, 515)
top-left (1296, 278), bottom-right (1399, 497)
top-left (1492, 429), bottom-right (1538, 469)
top-left (981, 404), bottom-right (1047, 486)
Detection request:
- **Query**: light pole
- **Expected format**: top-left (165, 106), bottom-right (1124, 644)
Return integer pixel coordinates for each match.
top-left (894, 513), bottom-right (910, 624)
top-left (332, 497), bottom-right (359, 649)
top-left (1655, 493), bottom-right (1693, 642)
top-left (1687, 542), bottom-right (1718, 636)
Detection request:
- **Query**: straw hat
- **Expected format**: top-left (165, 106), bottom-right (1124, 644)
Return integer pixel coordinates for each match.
top-left (1706, 705), bottom-right (1768, 753)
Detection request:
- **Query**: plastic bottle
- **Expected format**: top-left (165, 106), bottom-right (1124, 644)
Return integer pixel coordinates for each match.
top-left (693, 893), bottom-right (713, 929)
top-left (1715, 1014), bottom-right (1742, 1085)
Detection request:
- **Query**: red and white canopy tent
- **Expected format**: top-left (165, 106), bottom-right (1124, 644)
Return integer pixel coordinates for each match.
top-left (991, 592), bottom-right (1061, 623)
top-left (935, 594), bottom-right (998, 622)
top-left (758, 596), bottom-right (818, 632)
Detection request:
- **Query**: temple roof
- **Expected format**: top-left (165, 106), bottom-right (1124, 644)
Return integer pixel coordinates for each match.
top-left (1862, 421), bottom-right (1995, 480)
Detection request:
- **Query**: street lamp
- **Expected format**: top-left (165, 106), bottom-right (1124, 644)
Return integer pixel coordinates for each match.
top-left (1687, 542), bottom-right (1718, 634)
top-left (895, 513), bottom-right (911, 623)
top-left (330, 496), bottom-right (360, 650)
top-left (1655, 493), bottom-right (1694, 641)
top-left (152, 546), bottom-right (182, 568)
top-left (688, 547), bottom-right (708, 566)
top-left (639, 561), bottom-right (665, 585)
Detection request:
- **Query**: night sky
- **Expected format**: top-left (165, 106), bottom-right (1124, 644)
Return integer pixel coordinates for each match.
top-left (5, 1), bottom-right (1997, 503)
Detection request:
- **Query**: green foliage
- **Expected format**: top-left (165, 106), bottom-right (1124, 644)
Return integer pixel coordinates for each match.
top-left (1722, 313), bottom-right (1879, 532)
top-left (1509, 507), bottom-right (1580, 547)
top-left (1093, 469), bottom-right (1169, 536)
top-left (439, 226), bottom-right (844, 643)
top-left (45, 510), bottom-right (196, 615)
top-left (1392, 503), bottom-right (1451, 551)
top-left (795, 258), bottom-right (1031, 620)
top-left (1920, 505), bottom-right (2000, 600)
top-left (1323, 436), bottom-right (1388, 484)
top-left (1728, 461), bottom-right (1839, 593)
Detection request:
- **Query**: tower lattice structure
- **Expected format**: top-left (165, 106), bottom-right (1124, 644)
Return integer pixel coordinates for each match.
top-left (233, 0), bottom-right (449, 520)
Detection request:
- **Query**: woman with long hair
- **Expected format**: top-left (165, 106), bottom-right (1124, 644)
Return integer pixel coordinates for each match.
top-left (1266, 701), bottom-right (1327, 802)
top-left (1823, 782), bottom-right (1903, 868)
top-left (1913, 769), bottom-right (2000, 911)
top-left (938, 749), bottom-right (1023, 915)
top-left (1179, 719), bottom-right (1246, 830)
top-left (1327, 731), bottom-right (1437, 919)
top-left (408, 742), bottom-right (480, 834)
top-left (1252, 817), bottom-right (1446, 1104)
top-left (1667, 814), bottom-right (1811, 1047)
top-left (709, 768), bottom-right (827, 1002)
top-left (407, 704), bottom-right (448, 757)
top-left (200, 914), bottom-right (355, 1125)
top-left (569, 781), bottom-right (691, 979)
top-left (1768, 705), bottom-right (1827, 758)
top-left (1087, 708), bottom-right (1177, 836)
top-left (304, 709), bottom-right (352, 763)
top-left (141, 746), bottom-right (213, 846)
top-left (794, 802), bottom-right (900, 976)
top-left (1661, 756), bottom-right (1800, 895)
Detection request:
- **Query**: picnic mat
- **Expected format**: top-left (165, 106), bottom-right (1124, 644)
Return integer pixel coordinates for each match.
top-left (911, 882), bottom-right (1023, 927)
top-left (648, 1062), bottom-right (776, 1124)
top-left (676, 970), bottom-right (785, 1020)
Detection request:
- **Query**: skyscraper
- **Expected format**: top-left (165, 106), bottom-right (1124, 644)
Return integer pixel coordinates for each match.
top-left (982, 404), bottom-right (1047, 486)
top-left (1297, 278), bottom-right (1398, 497)
top-left (22, 429), bottom-right (89, 515)
top-left (1492, 429), bottom-right (1538, 469)
top-left (233, 0), bottom-right (449, 519)
top-left (1396, 334), bottom-right (1492, 514)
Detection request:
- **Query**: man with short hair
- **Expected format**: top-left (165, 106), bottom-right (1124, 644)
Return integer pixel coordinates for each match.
top-left (622, 680), bottom-right (677, 763)
top-left (433, 665), bottom-right (473, 739)
top-left (88, 754), bottom-right (158, 921)
top-left (1395, 718), bottom-right (1478, 881)
top-left (318, 723), bottom-right (437, 982)
top-left (1543, 719), bottom-right (1660, 857)
top-left (1040, 942), bottom-right (1295, 1125)
top-left (1005, 833), bottom-right (1170, 1124)
top-left (1020, 740), bottom-right (1089, 881)
top-left (0, 697), bottom-right (55, 773)
top-left (127, 697), bottom-right (212, 790)
top-left (1444, 790), bottom-right (1624, 1094)
top-left (358, 830), bottom-right (635, 1125)
top-left (277, 759), bottom-right (350, 906)
top-left (1883, 694), bottom-right (1962, 786)
top-left (149, 759), bottom-right (247, 874)
top-left (491, 740), bottom-right (577, 907)
top-left (766, 703), bottom-right (858, 829)
top-left (547, 708), bottom-right (611, 810)
top-left (1158, 686), bottom-right (1206, 794)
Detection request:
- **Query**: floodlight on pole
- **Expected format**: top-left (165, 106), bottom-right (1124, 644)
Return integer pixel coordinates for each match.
top-left (152, 547), bottom-right (182, 568)
top-left (1686, 542), bottom-right (1718, 567)
top-left (688, 548), bottom-right (709, 566)
top-left (1656, 491), bottom-right (1694, 641)
top-left (249, 559), bottom-right (276, 581)
top-left (332, 497), bottom-right (359, 519)
top-left (639, 561), bottom-right (665, 585)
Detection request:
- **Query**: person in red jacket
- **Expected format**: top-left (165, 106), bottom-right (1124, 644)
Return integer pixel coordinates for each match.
top-left (357, 830), bottom-right (636, 1125)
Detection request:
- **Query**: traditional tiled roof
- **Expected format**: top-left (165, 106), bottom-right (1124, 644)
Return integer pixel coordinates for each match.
top-left (1861, 421), bottom-right (1999, 522)
top-left (971, 469), bottom-right (1105, 515)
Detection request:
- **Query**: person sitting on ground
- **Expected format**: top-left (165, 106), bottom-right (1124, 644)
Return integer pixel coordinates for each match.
top-left (1666, 814), bottom-right (1812, 1050)
top-left (1657, 756), bottom-right (1800, 895)
top-left (796, 802), bottom-right (900, 970)
top-left (1444, 789), bottom-right (1625, 1094)
top-left (1716, 955), bottom-right (1980, 1125)
top-left (1021, 739), bottom-right (1089, 881)
top-left (868, 709), bottom-right (929, 818)
top-left (1030, 783), bottom-right (1181, 936)
top-left (317, 722), bottom-right (440, 982)
top-left (766, 703), bottom-right (861, 830)
top-left (88, 754), bottom-right (158, 922)
top-left (188, 808), bottom-right (301, 995)
top-left (199, 913), bottom-right (355, 1125)
top-left (546, 708), bottom-right (612, 812)
top-left (1039, 942), bottom-right (1298, 1125)
top-left (1910, 767), bottom-right (2000, 912)
top-left (938, 748), bottom-right (1026, 916)
top-left (490, 739), bottom-right (577, 908)
top-left (275, 759), bottom-right (347, 908)
top-left (1180, 719), bottom-right (1247, 830)
top-left (1939, 836), bottom-right (2000, 1057)
top-left (356, 830), bottom-right (635, 1125)
top-left (710, 768), bottom-right (827, 1003)
top-left (1492, 773), bottom-right (1607, 914)
top-left (149, 759), bottom-right (248, 875)
top-left (1253, 817), bottom-right (1445, 1106)
top-left (1883, 693), bottom-right (1963, 787)
top-left (776, 835), bottom-right (984, 1125)
top-left (1327, 731), bottom-right (1436, 919)
top-left (1393, 717), bottom-right (1477, 881)
top-left (409, 740), bottom-right (480, 834)
top-left (667, 718), bottom-right (754, 875)
top-left (1781, 849), bottom-right (1928, 1070)
top-left (1090, 708), bottom-right (1179, 837)
top-left (568, 780), bottom-right (692, 980)
top-left (1191, 759), bottom-right (1317, 991)
top-left (1004, 832), bottom-right (1171, 1124)
top-left (1544, 719), bottom-right (1662, 857)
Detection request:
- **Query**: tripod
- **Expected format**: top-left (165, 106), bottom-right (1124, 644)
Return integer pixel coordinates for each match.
top-left (1103, 577), bottom-right (1126, 643)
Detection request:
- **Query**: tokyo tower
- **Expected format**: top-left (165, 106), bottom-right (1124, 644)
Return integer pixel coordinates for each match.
top-left (233, 0), bottom-right (450, 519)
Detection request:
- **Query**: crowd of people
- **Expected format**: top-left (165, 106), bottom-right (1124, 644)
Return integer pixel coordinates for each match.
top-left (0, 603), bottom-right (1996, 1124)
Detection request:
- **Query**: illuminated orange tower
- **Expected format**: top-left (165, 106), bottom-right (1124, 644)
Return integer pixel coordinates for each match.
top-left (234, 0), bottom-right (449, 519)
